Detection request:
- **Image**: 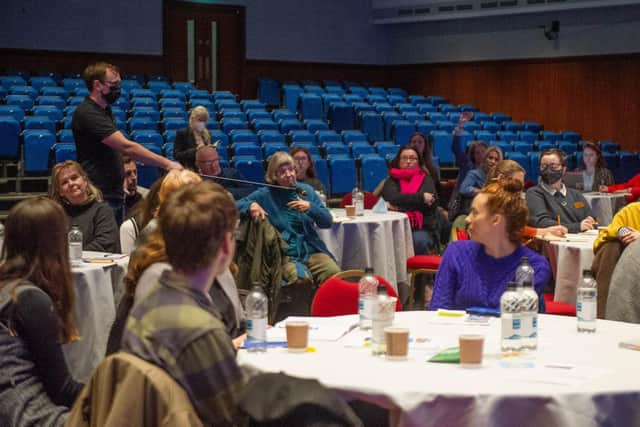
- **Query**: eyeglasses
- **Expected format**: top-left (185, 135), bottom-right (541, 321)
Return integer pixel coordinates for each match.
top-left (540, 163), bottom-right (562, 170)
top-left (293, 156), bottom-right (308, 162)
top-left (277, 166), bottom-right (295, 176)
top-left (400, 156), bottom-right (418, 162)
top-left (198, 159), bottom-right (219, 165)
top-left (101, 80), bottom-right (121, 89)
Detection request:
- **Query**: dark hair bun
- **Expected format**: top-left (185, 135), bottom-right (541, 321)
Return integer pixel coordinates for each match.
top-left (503, 180), bottom-right (524, 194)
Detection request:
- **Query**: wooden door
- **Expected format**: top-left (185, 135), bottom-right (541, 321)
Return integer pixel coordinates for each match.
top-left (163, 1), bottom-right (245, 95)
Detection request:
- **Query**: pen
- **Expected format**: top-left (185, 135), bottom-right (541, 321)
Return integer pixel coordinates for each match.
top-left (557, 215), bottom-right (561, 225)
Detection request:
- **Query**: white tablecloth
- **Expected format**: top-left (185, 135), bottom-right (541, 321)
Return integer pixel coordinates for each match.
top-left (542, 234), bottom-right (597, 305)
top-left (238, 311), bottom-right (640, 427)
top-left (583, 192), bottom-right (627, 225)
top-left (63, 251), bottom-right (128, 382)
top-left (317, 209), bottom-right (415, 290)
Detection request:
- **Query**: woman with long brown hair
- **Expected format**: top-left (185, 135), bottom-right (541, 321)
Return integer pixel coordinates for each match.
top-left (0, 197), bottom-right (82, 425)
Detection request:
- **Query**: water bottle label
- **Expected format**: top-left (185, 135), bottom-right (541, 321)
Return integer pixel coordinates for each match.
top-left (577, 301), bottom-right (596, 322)
top-left (501, 317), bottom-right (522, 340)
top-left (528, 315), bottom-right (538, 339)
top-left (520, 314), bottom-right (532, 341)
top-left (359, 297), bottom-right (373, 321)
top-left (247, 317), bottom-right (267, 341)
top-left (69, 243), bottom-right (82, 261)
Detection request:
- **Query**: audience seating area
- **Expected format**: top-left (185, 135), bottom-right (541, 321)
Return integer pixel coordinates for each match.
top-left (1, 71), bottom-right (639, 195)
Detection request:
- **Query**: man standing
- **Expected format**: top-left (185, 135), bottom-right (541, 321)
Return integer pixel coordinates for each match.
top-left (526, 148), bottom-right (596, 233)
top-left (196, 144), bottom-right (254, 200)
top-left (72, 62), bottom-right (181, 223)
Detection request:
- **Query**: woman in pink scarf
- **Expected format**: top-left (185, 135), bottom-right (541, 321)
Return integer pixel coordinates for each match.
top-left (381, 146), bottom-right (440, 254)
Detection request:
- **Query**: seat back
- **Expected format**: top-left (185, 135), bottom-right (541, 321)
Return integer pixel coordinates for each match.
top-left (66, 352), bottom-right (203, 427)
top-left (311, 273), bottom-right (402, 316)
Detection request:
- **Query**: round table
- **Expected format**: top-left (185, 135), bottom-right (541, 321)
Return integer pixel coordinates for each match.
top-left (63, 251), bottom-right (128, 383)
top-left (582, 192), bottom-right (627, 225)
top-left (238, 311), bottom-right (640, 427)
top-left (317, 209), bottom-right (415, 291)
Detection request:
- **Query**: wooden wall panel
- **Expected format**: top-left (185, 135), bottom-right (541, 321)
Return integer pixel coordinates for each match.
top-left (0, 48), bottom-right (164, 78)
top-left (390, 54), bottom-right (640, 152)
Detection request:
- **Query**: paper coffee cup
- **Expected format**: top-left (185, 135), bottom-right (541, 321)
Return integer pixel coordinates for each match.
top-left (459, 334), bottom-right (484, 367)
top-left (286, 321), bottom-right (309, 352)
top-left (384, 327), bottom-right (409, 360)
top-left (345, 205), bottom-right (356, 217)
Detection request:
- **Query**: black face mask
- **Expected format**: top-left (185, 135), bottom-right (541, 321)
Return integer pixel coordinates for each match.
top-left (540, 168), bottom-right (563, 185)
top-left (103, 88), bottom-right (121, 105)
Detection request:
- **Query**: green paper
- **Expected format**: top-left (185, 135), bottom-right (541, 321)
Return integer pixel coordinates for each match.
top-left (428, 347), bottom-right (461, 363)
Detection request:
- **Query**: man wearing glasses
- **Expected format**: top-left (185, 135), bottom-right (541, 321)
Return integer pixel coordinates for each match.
top-left (72, 62), bottom-right (182, 224)
top-left (526, 148), bottom-right (596, 233)
top-left (195, 144), bottom-right (253, 200)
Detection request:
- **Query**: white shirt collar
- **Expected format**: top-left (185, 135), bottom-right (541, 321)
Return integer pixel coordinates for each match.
top-left (540, 181), bottom-right (567, 197)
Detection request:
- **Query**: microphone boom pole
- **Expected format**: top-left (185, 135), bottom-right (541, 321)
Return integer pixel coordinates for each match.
top-left (199, 173), bottom-right (307, 195)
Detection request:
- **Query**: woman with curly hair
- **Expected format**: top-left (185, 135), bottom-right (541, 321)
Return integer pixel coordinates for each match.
top-left (430, 181), bottom-right (551, 310)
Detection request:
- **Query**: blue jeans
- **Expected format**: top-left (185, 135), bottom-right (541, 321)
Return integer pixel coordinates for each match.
top-left (412, 229), bottom-right (435, 255)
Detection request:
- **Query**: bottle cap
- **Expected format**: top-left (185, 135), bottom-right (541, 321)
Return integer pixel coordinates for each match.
top-left (521, 256), bottom-right (529, 264)
top-left (582, 269), bottom-right (592, 277)
top-left (377, 284), bottom-right (387, 295)
top-left (364, 267), bottom-right (374, 275)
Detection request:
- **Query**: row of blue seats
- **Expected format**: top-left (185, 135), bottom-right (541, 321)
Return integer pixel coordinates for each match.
top-left (49, 140), bottom-right (389, 197)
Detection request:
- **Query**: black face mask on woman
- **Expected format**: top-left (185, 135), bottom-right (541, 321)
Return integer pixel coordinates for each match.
top-left (540, 167), bottom-right (564, 185)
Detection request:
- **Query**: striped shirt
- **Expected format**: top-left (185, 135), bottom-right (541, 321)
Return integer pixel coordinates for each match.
top-left (122, 269), bottom-right (245, 426)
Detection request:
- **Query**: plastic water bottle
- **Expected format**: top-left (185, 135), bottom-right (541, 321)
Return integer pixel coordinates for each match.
top-left (371, 285), bottom-right (393, 356)
top-left (358, 267), bottom-right (378, 329)
top-left (520, 280), bottom-right (538, 351)
top-left (515, 256), bottom-right (534, 288)
top-left (352, 185), bottom-right (364, 216)
top-left (68, 225), bottom-right (83, 267)
top-left (245, 283), bottom-right (268, 351)
top-left (577, 270), bottom-right (597, 333)
top-left (500, 281), bottom-right (522, 353)
top-left (317, 190), bottom-right (327, 207)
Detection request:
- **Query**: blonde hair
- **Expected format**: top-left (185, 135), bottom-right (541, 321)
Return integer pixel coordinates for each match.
top-left (158, 170), bottom-right (202, 205)
top-left (49, 160), bottom-right (103, 205)
top-left (265, 151), bottom-right (294, 184)
top-left (189, 105), bottom-right (211, 145)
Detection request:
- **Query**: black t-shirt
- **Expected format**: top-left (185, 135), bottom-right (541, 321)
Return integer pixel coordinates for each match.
top-left (72, 97), bottom-right (123, 198)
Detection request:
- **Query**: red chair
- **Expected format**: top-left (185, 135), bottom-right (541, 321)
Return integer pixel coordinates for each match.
top-left (543, 293), bottom-right (576, 316)
top-left (311, 270), bottom-right (402, 317)
top-left (406, 255), bottom-right (442, 308)
top-left (339, 192), bottom-right (379, 209)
